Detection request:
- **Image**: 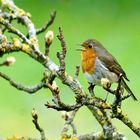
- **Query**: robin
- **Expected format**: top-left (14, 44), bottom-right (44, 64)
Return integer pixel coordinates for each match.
top-left (79, 39), bottom-right (137, 101)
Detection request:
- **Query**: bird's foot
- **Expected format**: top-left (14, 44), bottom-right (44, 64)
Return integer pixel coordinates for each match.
top-left (88, 84), bottom-right (95, 97)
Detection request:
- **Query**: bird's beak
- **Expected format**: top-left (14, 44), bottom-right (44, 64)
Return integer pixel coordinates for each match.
top-left (76, 48), bottom-right (86, 51)
top-left (76, 43), bottom-right (85, 51)
top-left (76, 43), bottom-right (82, 51)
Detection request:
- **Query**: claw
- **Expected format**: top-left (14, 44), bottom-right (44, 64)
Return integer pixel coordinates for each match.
top-left (88, 83), bottom-right (95, 96)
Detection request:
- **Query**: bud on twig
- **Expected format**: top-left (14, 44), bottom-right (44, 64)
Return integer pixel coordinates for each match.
top-left (1, 56), bottom-right (16, 66)
top-left (61, 111), bottom-right (70, 121)
top-left (101, 78), bottom-right (111, 89)
top-left (52, 81), bottom-right (59, 91)
top-left (45, 30), bottom-right (54, 46)
top-left (32, 108), bottom-right (38, 120)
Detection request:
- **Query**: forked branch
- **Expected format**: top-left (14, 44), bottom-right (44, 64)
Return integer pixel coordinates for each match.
top-left (0, 0), bottom-right (139, 139)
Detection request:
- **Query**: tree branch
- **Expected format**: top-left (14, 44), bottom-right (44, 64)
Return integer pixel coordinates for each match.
top-left (0, 0), bottom-right (139, 139)
top-left (0, 17), bottom-right (30, 44)
top-left (0, 72), bottom-right (47, 93)
top-left (111, 107), bottom-right (140, 137)
top-left (36, 11), bottom-right (56, 35)
top-left (61, 110), bottom-right (78, 137)
top-left (32, 108), bottom-right (46, 140)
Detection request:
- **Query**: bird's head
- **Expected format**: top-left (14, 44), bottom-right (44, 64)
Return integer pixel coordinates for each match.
top-left (77, 39), bottom-right (99, 73)
top-left (76, 39), bottom-right (99, 59)
top-left (81, 39), bottom-right (100, 51)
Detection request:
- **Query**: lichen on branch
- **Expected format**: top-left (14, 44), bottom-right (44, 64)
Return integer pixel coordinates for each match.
top-left (0, 0), bottom-right (139, 140)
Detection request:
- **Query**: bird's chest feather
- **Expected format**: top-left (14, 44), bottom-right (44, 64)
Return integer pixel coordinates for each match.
top-left (81, 50), bottom-right (96, 74)
top-left (83, 57), bottom-right (118, 85)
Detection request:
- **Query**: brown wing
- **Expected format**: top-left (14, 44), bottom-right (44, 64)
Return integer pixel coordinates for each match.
top-left (94, 45), bottom-right (129, 81)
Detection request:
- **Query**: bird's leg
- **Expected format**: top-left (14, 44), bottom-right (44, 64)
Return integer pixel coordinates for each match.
top-left (113, 74), bottom-right (123, 108)
top-left (88, 83), bottom-right (95, 96)
top-left (116, 74), bottom-right (123, 95)
top-left (116, 74), bottom-right (123, 103)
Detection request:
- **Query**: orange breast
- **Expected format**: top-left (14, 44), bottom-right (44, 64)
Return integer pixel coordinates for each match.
top-left (81, 49), bottom-right (96, 74)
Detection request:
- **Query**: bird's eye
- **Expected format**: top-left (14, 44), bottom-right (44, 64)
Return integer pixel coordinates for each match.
top-left (88, 44), bottom-right (93, 48)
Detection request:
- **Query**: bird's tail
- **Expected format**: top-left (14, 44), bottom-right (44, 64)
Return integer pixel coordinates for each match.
top-left (121, 78), bottom-right (137, 101)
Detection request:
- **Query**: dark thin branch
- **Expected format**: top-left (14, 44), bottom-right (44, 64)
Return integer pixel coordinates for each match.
top-left (61, 109), bottom-right (78, 135)
top-left (57, 27), bottom-right (67, 69)
top-left (74, 65), bottom-right (80, 80)
top-left (1, 0), bottom-right (37, 41)
top-left (0, 72), bottom-right (47, 93)
top-left (36, 11), bottom-right (56, 35)
top-left (122, 94), bottom-right (131, 100)
top-left (57, 52), bottom-right (65, 73)
top-left (57, 27), bottom-right (67, 58)
top-left (56, 27), bottom-right (67, 81)
top-left (112, 75), bottom-right (123, 115)
top-left (45, 102), bottom-right (82, 111)
top-left (32, 108), bottom-right (46, 140)
top-left (45, 94), bottom-right (111, 112)
top-left (45, 41), bottom-right (50, 56)
top-left (0, 17), bottom-right (31, 44)
top-left (0, 0), bottom-right (140, 139)
top-left (48, 73), bottom-right (56, 85)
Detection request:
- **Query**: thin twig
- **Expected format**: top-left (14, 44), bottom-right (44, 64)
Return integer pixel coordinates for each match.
top-left (0, 72), bottom-right (47, 93)
top-left (122, 94), bottom-right (131, 100)
top-left (45, 102), bottom-right (82, 111)
top-left (1, 0), bottom-right (37, 40)
top-left (57, 27), bottom-right (67, 70)
top-left (32, 108), bottom-right (46, 140)
top-left (36, 11), bottom-right (56, 35)
top-left (0, 17), bottom-right (30, 44)
top-left (112, 75), bottom-right (123, 113)
top-left (61, 109), bottom-right (78, 135)
top-left (74, 65), bottom-right (80, 80)
top-left (57, 27), bottom-right (67, 58)
top-left (0, 0), bottom-right (140, 139)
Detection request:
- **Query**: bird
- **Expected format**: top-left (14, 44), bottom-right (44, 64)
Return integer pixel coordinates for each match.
top-left (79, 39), bottom-right (137, 101)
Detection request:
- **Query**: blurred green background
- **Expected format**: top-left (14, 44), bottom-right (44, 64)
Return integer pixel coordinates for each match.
top-left (0, 0), bottom-right (140, 139)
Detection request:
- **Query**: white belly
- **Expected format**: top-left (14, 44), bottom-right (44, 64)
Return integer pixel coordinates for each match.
top-left (84, 58), bottom-right (118, 85)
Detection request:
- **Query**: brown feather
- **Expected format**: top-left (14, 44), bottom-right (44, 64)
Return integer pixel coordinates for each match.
top-left (93, 42), bottom-right (129, 81)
